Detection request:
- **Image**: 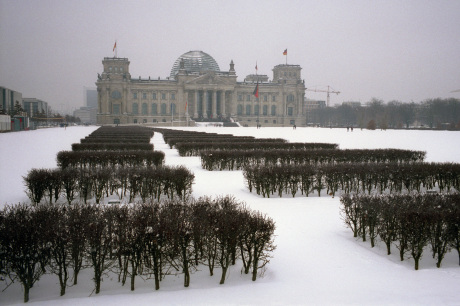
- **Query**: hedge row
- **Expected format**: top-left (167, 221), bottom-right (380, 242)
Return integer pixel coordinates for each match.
top-left (0, 196), bottom-right (275, 302)
top-left (91, 125), bottom-right (154, 137)
top-left (71, 143), bottom-right (154, 151)
top-left (340, 193), bottom-right (460, 270)
top-left (80, 137), bottom-right (152, 144)
top-left (56, 150), bottom-right (164, 169)
top-left (175, 142), bottom-right (338, 157)
top-left (243, 162), bottom-right (460, 198)
top-left (23, 166), bottom-right (194, 204)
top-left (201, 148), bottom-right (426, 171)
top-left (166, 136), bottom-right (281, 149)
top-left (152, 128), bottom-right (337, 156)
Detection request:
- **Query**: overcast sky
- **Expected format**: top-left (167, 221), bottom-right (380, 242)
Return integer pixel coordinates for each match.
top-left (1, 0), bottom-right (459, 113)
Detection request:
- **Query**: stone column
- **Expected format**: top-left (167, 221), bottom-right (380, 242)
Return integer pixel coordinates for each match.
top-left (212, 90), bottom-right (217, 118)
top-left (221, 91), bottom-right (226, 117)
top-left (194, 90), bottom-right (199, 118)
top-left (203, 90), bottom-right (208, 119)
top-left (231, 90), bottom-right (237, 117)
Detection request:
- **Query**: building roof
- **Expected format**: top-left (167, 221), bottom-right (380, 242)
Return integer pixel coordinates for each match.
top-left (170, 50), bottom-right (221, 78)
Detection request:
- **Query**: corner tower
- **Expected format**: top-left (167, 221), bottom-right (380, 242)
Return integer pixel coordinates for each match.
top-left (96, 57), bottom-right (131, 124)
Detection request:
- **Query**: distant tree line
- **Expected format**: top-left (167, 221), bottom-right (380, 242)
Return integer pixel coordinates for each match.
top-left (309, 98), bottom-right (460, 129)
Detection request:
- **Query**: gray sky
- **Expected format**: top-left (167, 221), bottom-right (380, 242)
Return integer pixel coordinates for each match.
top-left (1, 0), bottom-right (459, 113)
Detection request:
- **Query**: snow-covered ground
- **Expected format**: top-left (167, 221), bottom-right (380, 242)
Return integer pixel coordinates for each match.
top-left (1, 126), bottom-right (460, 305)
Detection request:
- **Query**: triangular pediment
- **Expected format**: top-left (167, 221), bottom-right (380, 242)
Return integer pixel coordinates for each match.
top-left (186, 72), bottom-right (233, 85)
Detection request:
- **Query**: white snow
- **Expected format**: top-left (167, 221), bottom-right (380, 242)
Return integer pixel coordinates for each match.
top-left (1, 126), bottom-right (460, 305)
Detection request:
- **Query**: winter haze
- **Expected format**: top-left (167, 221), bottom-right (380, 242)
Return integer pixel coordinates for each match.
top-left (1, 0), bottom-right (460, 114)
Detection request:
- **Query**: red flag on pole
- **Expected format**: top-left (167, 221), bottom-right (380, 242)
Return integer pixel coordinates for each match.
top-left (113, 42), bottom-right (117, 52)
top-left (283, 49), bottom-right (287, 55)
top-left (253, 81), bottom-right (259, 98)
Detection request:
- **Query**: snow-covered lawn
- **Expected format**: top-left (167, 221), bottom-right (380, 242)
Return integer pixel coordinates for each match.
top-left (1, 126), bottom-right (460, 305)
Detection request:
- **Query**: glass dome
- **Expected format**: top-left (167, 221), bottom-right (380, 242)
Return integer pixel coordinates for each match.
top-left (170, 50), bottom-right (220, 78)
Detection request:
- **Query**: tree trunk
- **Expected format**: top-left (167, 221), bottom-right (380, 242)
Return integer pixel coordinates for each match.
top-left (153, 250), bottom-right (160, 290)
top-left (130, 260), bottom-right (136, 291)
top-left (385, 240), bottom-right (391, 255)
top-left (252, 256), bottom-right (259, 281)
top-left (182, 246), bottom-right (190, 287)
top-left (414, 256), bottom-right (420, 270)
top-left (23, 284), bottom-right (30, 303)
top-left (219, 266), bottom-right (227, 285)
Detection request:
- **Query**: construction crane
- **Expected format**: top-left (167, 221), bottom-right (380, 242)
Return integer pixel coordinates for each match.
top-left (306, 85), bottom-right (340, 107)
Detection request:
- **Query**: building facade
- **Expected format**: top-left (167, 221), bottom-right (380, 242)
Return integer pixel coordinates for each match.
top-left (96, 51), bottom-right (307, 126)
top-left (22, 98), bottom-right (49, 118)
top-left (0, 86), bottom-right (22, 114)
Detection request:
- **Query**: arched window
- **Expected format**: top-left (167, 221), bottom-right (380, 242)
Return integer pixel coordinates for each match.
top-left (246, 105), bottom-right (251, 115)
top-left (271, 105), bottom-right (276, 116)
top-left (161, 103), bottom-right (167, 115)
top-left (151, 103), bottom-right (157, 115)
top-left (237, 104), bottom-right (243, 115)
top-left (141, 103), bottom-right (148, 115)
top-left (132, 103), bottom-right (139, 114)
top-left (170, 103), bottom-right (176, 114)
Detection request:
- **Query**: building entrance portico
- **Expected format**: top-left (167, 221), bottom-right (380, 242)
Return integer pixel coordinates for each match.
top-left (191, 89), bottom-right (226, 119)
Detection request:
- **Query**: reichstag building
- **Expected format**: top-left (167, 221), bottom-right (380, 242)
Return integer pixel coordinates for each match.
top-left (96, 50), bottom-right (306, 126)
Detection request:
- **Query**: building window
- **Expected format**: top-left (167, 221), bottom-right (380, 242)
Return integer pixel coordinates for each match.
top-left (254, 105), bottom-right (259, 115)
top-left (143, 119), bottom-right (147, 123)
top-left (151, 103), bottom-right (157, 115)
top-left (246, 95), bottom-right (251, 102)
top-left (272, 95), bottom-right (276, 102)
top-left (132, 103), bottom-right (139, 114)
top-left (152, 93), bottom-right (157, 100)
top-left (287, 107), bottom-right (294, 116)
top-left (111, 90), bottom-right (121, 99)
top-left (109, 67), bottom-right (112, 72)
top-left (134, 119), bottom-right (138, 124)
top-left (161, 103), bottom-right (167, 115)
top-left (171, 93), bottom-right (175, 100)
top-left (237, 104), bottom-right (243, 115)
top-left (133, 93), bottom-right (138, 99)
top-left (271, 105), bottom-right (276, 116)
top-left (113, 104), bottom-right (120, 115)
top-left (246, 105), bottom-right (251, 115)
top-left (263, 95), bottom-right (268, 102)
top-left (170, 103), bottom-right (176, 114)
top-left (238, 94), bottom-right (243, 101)
top-left (120, 67), bottom-right (123, 72)
top-left (142, 103), bottom-right (148, 115)
top-left (273, 120), bottom-right (277, 124)
top-left (263, 105), bottom-right (268, 116)
top-left (287, 94), bottom-right (294, 102)
top-left (161, 93), bottom-right (166, 100)
top-left (142, 93), bottom-right (147, 99)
